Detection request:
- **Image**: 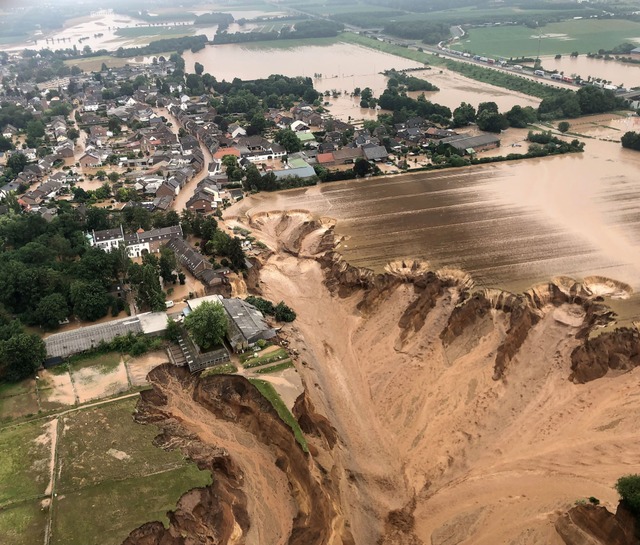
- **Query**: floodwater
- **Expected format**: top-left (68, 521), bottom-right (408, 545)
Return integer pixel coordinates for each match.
top-left (536, 55), bottom-right (640, 87)
top-left (231, 125), bottom-right (640, 320)
top-left (0, 13), bottom-right (146, 52)
top-left (184, 43), bottom-right (540, 120)
top-left (182, 42), bottom-right (423, 90)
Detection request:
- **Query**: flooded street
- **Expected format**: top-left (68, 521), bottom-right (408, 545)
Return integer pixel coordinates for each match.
top-left (230, 132), bottom-right (640, 322)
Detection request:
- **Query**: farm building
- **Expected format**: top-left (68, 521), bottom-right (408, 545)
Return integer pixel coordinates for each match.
top-left (182, 295), bottom-right (277, 353)
top-left (440, 134), bottom-right (500, 155)
top-left (44, 312), bottom-right (168, 362)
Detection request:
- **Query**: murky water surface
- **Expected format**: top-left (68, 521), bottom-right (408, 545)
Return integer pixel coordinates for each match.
top-left (234, 135), bottom-right (640, 317)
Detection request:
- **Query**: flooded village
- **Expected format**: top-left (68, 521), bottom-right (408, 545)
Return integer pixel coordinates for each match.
top-left (2, 2), bottom-right (640, 545)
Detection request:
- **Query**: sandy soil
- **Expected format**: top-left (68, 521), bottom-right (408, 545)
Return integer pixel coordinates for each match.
top-left (72, 359), bottom-right (130, 403)
top-left (38, 370), bottom-right (76, 407)
top-left (125, 351), bottom-right (170, 387)
top-left (230, 211), bottom-right (640, 545)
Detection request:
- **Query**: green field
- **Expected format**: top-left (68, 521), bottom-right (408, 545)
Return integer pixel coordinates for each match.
top-left (451, 19), bottom-right (640, 58)
top-left (0, 397), bottom-right (211, 545)
top-left (0, 380), bottom-right (39, 422)
top-left (51, 466), bottom-right (210, 545)
top-left (0, 501), bottom-right (48, 545)
top-left (249, 378), bottom-right (308, 452)
top-left (56, 398), bottom-right (191, 492)
top-left (0, 420), bottom-right (52, 506)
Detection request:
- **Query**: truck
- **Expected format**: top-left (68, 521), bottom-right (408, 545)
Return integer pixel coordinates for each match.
top-left (550, 73), bottom-right (563, 80)
top-left (534, 69), bottom-right (545, 77)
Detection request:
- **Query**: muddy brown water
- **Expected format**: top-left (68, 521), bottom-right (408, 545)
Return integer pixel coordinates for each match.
top-left (232, 135), bottom-right (640, 318)
top-left (536, 55), bottom-right (640, 88)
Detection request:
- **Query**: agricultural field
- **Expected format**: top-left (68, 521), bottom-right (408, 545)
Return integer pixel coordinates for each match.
top-left (451, 19), bottom-right (640, 58)
top-left (0, 397), bottom-right (211, 545)
top-left (0, 351), bottom-right (169, 422)
top-left (64, 55), bottom-right (143, 72)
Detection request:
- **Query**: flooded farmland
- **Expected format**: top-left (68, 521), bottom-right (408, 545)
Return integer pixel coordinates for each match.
top-left (230, 134), bottom-right (640, 320)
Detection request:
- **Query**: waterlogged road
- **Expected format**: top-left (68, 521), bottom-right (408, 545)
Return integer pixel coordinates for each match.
top-left (232, 138), bottom-right (640, 297)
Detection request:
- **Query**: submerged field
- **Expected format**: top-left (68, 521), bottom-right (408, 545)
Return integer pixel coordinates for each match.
top-left (452, 19), bottom-right (640, 57)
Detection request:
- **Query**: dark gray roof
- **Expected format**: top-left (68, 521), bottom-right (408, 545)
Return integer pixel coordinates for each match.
top-left (363, 145), bottom-right (388, 161)
top-left (124, 224), bottom-right (182, 245)
top-left (221, 298), bottom-right (276, 350)
top-left (93, 226), bottom-right (124, 242)
top-left (440, 134), bottom-right (500, 150)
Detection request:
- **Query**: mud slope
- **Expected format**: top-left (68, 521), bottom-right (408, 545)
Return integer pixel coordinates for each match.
top-left (248, 211), bottom-right (640, 545)
top-left (123, 366), bottom-right (342, 545)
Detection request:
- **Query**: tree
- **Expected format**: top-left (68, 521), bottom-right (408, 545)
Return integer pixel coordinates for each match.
top-left (26, 120), bottom-right (45, 140)
top-left (274, 129), bottom-right (301, 153)
top-left (274, 301), bottom-right (296, 322)
top-left (616, 475), bottom-right (640, 515)
top-left (0, 333), bottom-right (46, 381)
top-left (7, 153), bottom-right (27, 174)
top-left (69, 280), bottom-right (109, 321)
top-left (194, 61), bottom-right (204, 75)
top-left (108, 117), bottom-right (121, 134)
top-left (505, 105), bottom-right (537, 128)
top-left (477, 101), bottom-right (499, 116)
top-left (164, 318), bottom-right (181, 342)
top-left (132, 264), bottom-right (165, 312)
top-left (452, 102), bottom-right (476, 128)
top-left (621, 131), bottom-right (640, 151)
top-left (354, 157), bottom-right (372, 177)
top-left (558, 121), bottom-right (570, 133)
top-left (0, 136), bottom-right (13, 152)
top-left (227, 237), bottom-right (246, 270)
top-left (184, 301), bottom-right (228, 350)
top-left (159, 247), bottom-right (177, 283)
top-left (95, 169), bottom-right (107, 181)
top-left (67, 128), bottom-right (80, 141)
top-left (476, 110), bottom-right (509, 133)
top-left (34, 293), bottom-right (69, 330)
top-left (108, 171), bottom-right (120, 183)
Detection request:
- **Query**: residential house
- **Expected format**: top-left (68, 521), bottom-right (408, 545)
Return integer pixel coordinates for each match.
top-left (79, 151), bottom-right (101, 167)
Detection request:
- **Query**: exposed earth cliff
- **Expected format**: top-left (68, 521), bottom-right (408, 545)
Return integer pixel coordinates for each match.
top-left (125, 210), bottom-right (640, 545)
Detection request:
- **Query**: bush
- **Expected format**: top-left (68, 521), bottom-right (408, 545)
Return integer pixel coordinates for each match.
top-left (616, 475), bottom-right (640, 515)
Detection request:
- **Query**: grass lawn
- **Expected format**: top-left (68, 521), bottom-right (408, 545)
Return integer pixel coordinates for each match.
top-left (254, 360), bottom-right (294, 374)
top-left (201, 363), bottom-right (238, 376)
top-left (0, 380), bottom-right (39, 421)
top-left (451, 19), bottom-right (640, 58)
top-left (68, 352), bottom-right (122, 374)
top-left (56, 398), bottom-right (191, 492)
top-left (64, 55), bottom-right (136, 72)
top-left (51, 465), bottom-right (211, 545)
top-left (249, 378), bottom-right (308, 452)
top-left (339, 32), bottom-right (432, 65)
top-left (0, 421), bottom-right (52, 506)
top-left (241, 347), bottom-right (288, 367)
top-left (0, 501), bottom-right (48, 545)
